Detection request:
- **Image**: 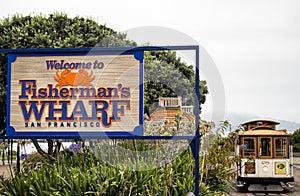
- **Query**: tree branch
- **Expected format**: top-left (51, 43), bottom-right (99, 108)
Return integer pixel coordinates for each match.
top-left (32, 139), bottom-right (47, 158)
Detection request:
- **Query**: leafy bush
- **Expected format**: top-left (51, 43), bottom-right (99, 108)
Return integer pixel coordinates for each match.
top-left (291, 129), bottom-right (300, 152)
top-left (0, 147), bottom-right (195, 195)
top-left (0, 122), bottom-right (237, 195)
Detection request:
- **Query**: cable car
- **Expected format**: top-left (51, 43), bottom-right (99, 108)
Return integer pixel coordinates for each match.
top-left (236, 120), bottom-right (294, 192)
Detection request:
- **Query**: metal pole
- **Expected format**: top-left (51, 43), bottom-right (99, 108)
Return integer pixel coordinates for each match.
top-left (11, 139), bottom-right (13, 164)
top-left (194, 46), bottom-right (200, 195)
top-left (7, 139), bottom-right (10, 165)
top-left (194, 137), bottom-right (200, 195)
top-left (17, 141), bottom-right (20, 173)
top-left (2, 139), bottom-right (5, 165)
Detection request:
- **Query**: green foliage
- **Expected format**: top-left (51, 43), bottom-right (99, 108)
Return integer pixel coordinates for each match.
top-left (144, 51), bottom-right (208, 114)
top-left (199, 121), bottom-right (238, 194)
top-left (0, 13), bottom-right (134, 49)
top-left (21, 152), bottom-right (48, 173)
top-left (0, 142), bottom-right (9, 152)
top-left (291, 129), bottom-right (300, 152)
top-left (0, 145), bottom-right (195, 195)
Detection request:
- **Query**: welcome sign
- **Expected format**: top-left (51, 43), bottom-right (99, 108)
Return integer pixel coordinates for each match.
top-left (6, 50), bottom-right (144, 136)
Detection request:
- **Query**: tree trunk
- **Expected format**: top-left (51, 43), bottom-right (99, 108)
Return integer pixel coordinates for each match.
top-left (32, 139), bottom-right (56, 162)
top-left (32, 139), bottom-right (47, 158)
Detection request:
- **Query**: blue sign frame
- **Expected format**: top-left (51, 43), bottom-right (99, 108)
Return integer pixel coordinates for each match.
top-left (1, 45), bottom-right (201, 195)
top-left (6, 48), bottom-right (144, 137)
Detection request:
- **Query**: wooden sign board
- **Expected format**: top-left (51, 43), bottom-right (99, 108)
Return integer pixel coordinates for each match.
top-left (6, 50), bottom-right (144, 137)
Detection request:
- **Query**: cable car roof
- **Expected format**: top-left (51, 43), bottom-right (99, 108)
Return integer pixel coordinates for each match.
top-left (239, 129), bottom-right (289, 136)
top-left (238, 119), bottom-right (289, 136)
top-left (241, 119), bottom-right (280, 126)
top-left (241, 119), bottom-right (280, 131)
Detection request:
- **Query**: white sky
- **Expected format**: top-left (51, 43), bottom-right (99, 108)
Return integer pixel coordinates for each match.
top-left (2, 0), bottom-right (300, 123)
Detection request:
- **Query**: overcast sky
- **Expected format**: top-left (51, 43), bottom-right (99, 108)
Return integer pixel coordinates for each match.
top-left (2, 0), bottom-right (300, 124)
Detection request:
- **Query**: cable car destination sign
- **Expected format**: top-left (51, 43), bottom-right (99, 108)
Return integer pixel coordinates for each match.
top-left (6, 49), bottom-right (144, 137)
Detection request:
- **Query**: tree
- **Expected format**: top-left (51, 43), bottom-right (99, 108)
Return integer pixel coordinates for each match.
top-left (144, 50), bottom-right (208, 114)
top-left (291, 129), bottom-right (300, 152)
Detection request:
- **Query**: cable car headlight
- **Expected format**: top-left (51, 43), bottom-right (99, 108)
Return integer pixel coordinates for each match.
top-left (263, 166), bottom-right (268, 172)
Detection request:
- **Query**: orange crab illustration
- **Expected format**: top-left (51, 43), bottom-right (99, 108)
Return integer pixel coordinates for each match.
top-left (54, 69), bottom-right (95, 88)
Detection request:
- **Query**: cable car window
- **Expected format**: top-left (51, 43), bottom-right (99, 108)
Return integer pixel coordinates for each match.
top-left (275, 138), bottom-right (287, 157)
top-left (243, 138), bottom-right (255, 157)
top-left (259, 138), bottom-right (271, 157)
